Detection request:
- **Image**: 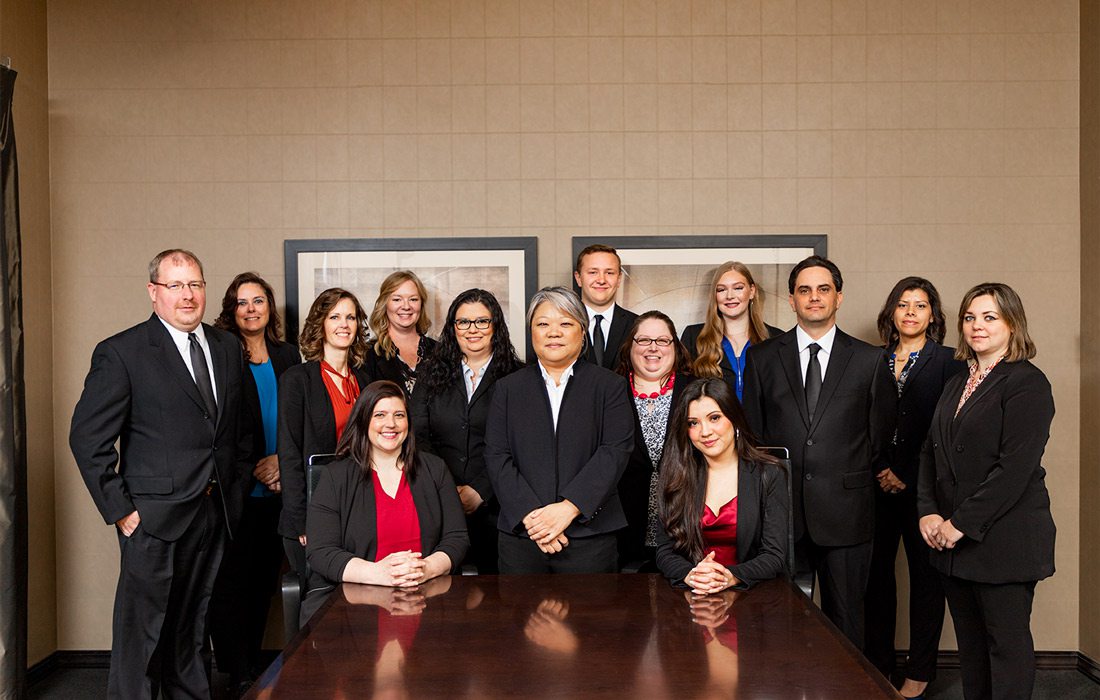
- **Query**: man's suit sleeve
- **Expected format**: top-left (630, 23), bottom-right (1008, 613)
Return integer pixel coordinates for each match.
top-left (742, 346), bottom-right (766, 439)
top-left (69, 340), bottom-right (136, 526)
top-left (868, 351), bottom-right (897, 474)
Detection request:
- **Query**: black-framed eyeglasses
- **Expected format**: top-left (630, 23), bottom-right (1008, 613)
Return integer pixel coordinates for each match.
top-left (152, 281), bottom-right (206, 293)
top-left (633, 337), bottom-right (673, 347)
top-left (455, 318), bottom-right (492, 330)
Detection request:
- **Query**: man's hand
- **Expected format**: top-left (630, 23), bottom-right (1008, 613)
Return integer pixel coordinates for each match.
top-left (116, 510), bottom-right (140, 537)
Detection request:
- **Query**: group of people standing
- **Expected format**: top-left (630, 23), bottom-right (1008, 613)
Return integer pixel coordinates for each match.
top-left (69, 245), bottom-right (1055, 700)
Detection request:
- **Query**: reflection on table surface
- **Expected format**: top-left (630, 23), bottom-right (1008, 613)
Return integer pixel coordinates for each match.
top-left (249, 574), bottom-right (900, 699)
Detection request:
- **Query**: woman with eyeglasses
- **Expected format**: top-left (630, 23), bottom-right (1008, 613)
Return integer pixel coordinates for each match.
top-left (366, 270), bottom-right (438, 397)
top-left (411, 289), bottom-right (524, 573)
top-left (209, 272), bottom-right (301, 692)
top-left (681, 262), bottom-right (782, 401)
top-left (278, 288), bottom-right (374, 592)
top-left (614, 311), bottom-right (696, 568)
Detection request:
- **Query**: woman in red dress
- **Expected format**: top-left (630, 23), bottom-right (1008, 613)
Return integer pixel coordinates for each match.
top-left (654, 378), bottom-right (789, 593)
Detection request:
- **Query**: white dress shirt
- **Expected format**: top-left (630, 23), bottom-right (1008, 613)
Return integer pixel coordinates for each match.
top-left (461, 355), bottom-right (492, 402)
top-left (584, 303), bottom-right (616, 350)
top-left (537, 360), bottom-right (576, 429)
top-left (158, 316), bottom-right (218, 403)
top-left (795, 324), bottom-right (837, 387)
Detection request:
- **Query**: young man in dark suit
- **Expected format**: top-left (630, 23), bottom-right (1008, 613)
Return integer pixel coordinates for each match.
top-left (574, 244), bottom-right (638, 370)
top-left (70, 249), bottom-right (249, 699)
top-left (742, 255), bottom-right (894, 650)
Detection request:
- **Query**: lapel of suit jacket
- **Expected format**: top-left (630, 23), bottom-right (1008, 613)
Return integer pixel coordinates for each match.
top-left (146, 314), bottom-right (210, 419)
top-left (603, 307), bottom-right (631, 369)
top-left (896, 340), bottom-right (934, 395)
top-left (208, 325), bottom-right (231, 431)
top-left (310, 362), bottom-right (339, 443)
top-left (808, 330), bottom-right (854, 434)
top-left (777, 333), bottom-right (810, 429)
top-left (735, 461), bottom-right (760, 559)
top-left (524, 364), bottom-right (557, 436)
top-left (409, 466), bottom-right (438, 553)
top-left (952, 362), bottom-right (1009, 429)
top-left (469, 367), bottom-right (495, 407)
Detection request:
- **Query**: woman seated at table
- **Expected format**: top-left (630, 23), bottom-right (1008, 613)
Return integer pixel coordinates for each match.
top-left (485, 286), bottom-right (634, 574)
top-left (412, 289), bottom-right (524, 574)
top-left (655, 378), bottom-right (789, 593)
top-left (303, 380), bottom-right (469, 622)
top-left (681, 262), bottom-right (782, 401)
top-left (614, 310), bottom-right (696, 568)
top-left (367, 270), bottom-right (438, 396)
top-left (278, 288), bottom-right (373, 589)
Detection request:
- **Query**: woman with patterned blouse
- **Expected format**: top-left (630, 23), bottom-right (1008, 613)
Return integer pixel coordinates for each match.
top-left (366, 270), bottom-right (438, 397)
top-left (614, 311), bottom-right (695, 568)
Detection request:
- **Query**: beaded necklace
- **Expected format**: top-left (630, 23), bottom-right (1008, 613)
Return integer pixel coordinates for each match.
top-left (630, 371), bottom-right (675, 399)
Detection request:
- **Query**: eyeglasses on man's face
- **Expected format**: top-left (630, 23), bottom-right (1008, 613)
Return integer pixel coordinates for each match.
top-left (633, 337), bottom-right (673, 347)
top-left (454, 317), bottom-right (492, 330)
top-left (153, 281), bottom-right (206, 293)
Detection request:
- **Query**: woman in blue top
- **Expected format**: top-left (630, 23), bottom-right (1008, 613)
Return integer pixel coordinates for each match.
top-left (681, 261), bottom-right (782, 401)
top-left (209, 272), bottom-right (301, 694)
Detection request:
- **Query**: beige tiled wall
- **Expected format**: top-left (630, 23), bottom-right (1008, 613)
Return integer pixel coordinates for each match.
top-left (48, 0), bottom-right (1080, 651)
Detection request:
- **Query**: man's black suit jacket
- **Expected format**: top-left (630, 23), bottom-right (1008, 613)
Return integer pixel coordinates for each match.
top-left (276, 360), bottom-right (373, 539)
top-left (918, 360), bottom-right (1056, 583)
top-left (484, 361), bottom-right (634, 537)
top-left (742, 327), bottom-right (895, 547)
top-left (70, 314), bottom-right (250, 541)
top-left (583, 305), bottom-right (638, 370)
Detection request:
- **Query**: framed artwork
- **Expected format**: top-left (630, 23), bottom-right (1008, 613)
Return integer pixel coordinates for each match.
top-left (285, 237), bottom-right (538, 359)
top-left (570, 235), bottom-right (827, 336)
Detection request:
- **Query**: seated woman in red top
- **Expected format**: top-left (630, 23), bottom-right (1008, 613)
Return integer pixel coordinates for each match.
top-left (654, 378), bottom-right (789, 593)
top-left (302, 380), bottom-right (469, 623)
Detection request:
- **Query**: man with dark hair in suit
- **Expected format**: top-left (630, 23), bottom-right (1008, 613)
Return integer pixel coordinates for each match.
top-left (574, 244), bottom-right (638, 370)
top-left (70, 249), bottom-right (249, 699)
top-left (742, 255), bottom-right (894, 649)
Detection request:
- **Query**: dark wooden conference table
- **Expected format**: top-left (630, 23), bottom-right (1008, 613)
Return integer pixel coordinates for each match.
top-left (249, 574), bottom-right (901, 699)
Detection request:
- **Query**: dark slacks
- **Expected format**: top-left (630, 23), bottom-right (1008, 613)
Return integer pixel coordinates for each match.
top-left (941, 576), bottom-right (1037, 700)
top-left (864, 488), bottom-right (945, 680)
top-left (109, 494), bottom-right (226, 700)
top-left (209, 494), bottom-right (283, 683)
top-left (465, 504), bottom-right (499, 574)
top-left (795, 533), bottom-right (872, 650)
top-left (498, 531), bottom-right (618, 574)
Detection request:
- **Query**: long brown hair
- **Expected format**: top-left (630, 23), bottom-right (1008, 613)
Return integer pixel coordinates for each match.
top-left (369, 270), bottom-right (432, 360)
top-left (658, 378), bottom-right (776, 562)
top-left (214, 272), bottom-right (283, 359)
top-left (335, 380), bottom-right (420, 481)
top-left (692, 262), bottom-right (768, 378)
top-left (298, 288), bottom-right (370, 367)
top-left (955, 282), bottom-right (1037, 363)
top-left (875, 276), bottom-right (948, 348)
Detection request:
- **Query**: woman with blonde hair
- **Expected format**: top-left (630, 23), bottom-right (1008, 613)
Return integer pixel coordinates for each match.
top-left (367, 270), bottom-right (438, 396)
top-left (681, 262), bottom-right (782, 401)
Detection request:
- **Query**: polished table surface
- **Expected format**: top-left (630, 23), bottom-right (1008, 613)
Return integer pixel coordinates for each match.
top-left (250, 574), bottom-right (900, 699)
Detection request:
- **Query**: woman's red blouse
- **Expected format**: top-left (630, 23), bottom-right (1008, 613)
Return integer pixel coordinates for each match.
top-left (701, 497), bottom-right (739, 568)
top-left (372, 470), bottom-right (422, 561)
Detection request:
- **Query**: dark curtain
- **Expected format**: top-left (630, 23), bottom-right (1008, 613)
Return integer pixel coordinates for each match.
top-left (0, 64), bottom-right (27, 700)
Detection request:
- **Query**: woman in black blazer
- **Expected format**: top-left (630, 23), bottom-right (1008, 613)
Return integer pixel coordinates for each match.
top-left (613, 310), bottom-right (696, 569)
top-left (919, 283), bottom-right (1056, 700)
top-left (365, 270), bottom-right (438, 396)
top-left (303, 381), bottom-right (468, 623)
top-left (680, 261), bottom-right (782, 401)
top-left (411, 289), bottom-right (523, 573)
top-left (865, 277), bottom-right (966, 699)
top-left (278, 288), bottom-right (373, 589)
top-left (208, 272), bottom-right (302, 690)
top-left (654, 378), bottom-right (789, 592)
top-left (484, 286), bottom-right (634, 574)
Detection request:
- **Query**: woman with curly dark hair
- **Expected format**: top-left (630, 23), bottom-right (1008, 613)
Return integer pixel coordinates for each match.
top-left (277, 288), bottom-right (373, 590)
top-left (411, 289), bottom-right (523, 573)
top-left (209, 272), bottom-right (300, 692)
top-left (655, 378), bottom-right (788, 593)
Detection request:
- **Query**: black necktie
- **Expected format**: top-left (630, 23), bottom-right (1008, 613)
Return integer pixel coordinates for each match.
top-left (592, 314), bottom-right (605, 366)
top-left (805, 343), bottom-right (822, 421)
top-left (188, 332), bottom-right (217, 420)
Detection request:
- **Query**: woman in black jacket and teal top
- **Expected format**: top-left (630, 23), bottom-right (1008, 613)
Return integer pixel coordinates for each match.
top-left (864, 277), bottom-right (965, 699)
top-left (680, 261), bottom-right (782, 401)
top-left (919, 282), bottom-right (1055, 700)
top-left (278, 288), bottom-right (373, 590)
top-left (655, 378), bottom-right (789, 592)
top-left (411, 289), bottom-right (523, 574)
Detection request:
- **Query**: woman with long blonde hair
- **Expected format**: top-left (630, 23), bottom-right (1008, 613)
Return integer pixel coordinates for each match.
top-left (366, 270), bottom-right (438, 396)
top-left (680, 262), bottom-right (782, 401)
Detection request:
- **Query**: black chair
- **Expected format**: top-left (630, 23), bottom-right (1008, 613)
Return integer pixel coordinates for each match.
top-left (280, 453), bottom-right (338, 642)
top-left (760, 446), bottom-right (812, 598)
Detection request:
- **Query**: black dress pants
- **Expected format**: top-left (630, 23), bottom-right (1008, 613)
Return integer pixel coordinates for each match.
top-left (108, 494), bottom-right (226, 700)
top-left (498, 531), bottom-right (618, 574)
top-left (794, 532), bottom-right (872, 650)
top-left (941, 576), bottom-right (1037, 700)
top-left (209, 495), bottom-right (283, 683)
top-left (465, 503), bottom-right (499, 574)
top-left (864, 488), bottom-right (945, 680)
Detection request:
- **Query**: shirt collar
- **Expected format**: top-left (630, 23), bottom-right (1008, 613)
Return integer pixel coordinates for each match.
top-left (461, 354), bottom-right (492, 378)
top-left (584, 303), bottom-right (616, 322)
top-left (537, 359), bottom-right (576, 387)
top-left (795, 324), bottom-right (837, 354)
top-left (158, 315), bottom-right (205, 347)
